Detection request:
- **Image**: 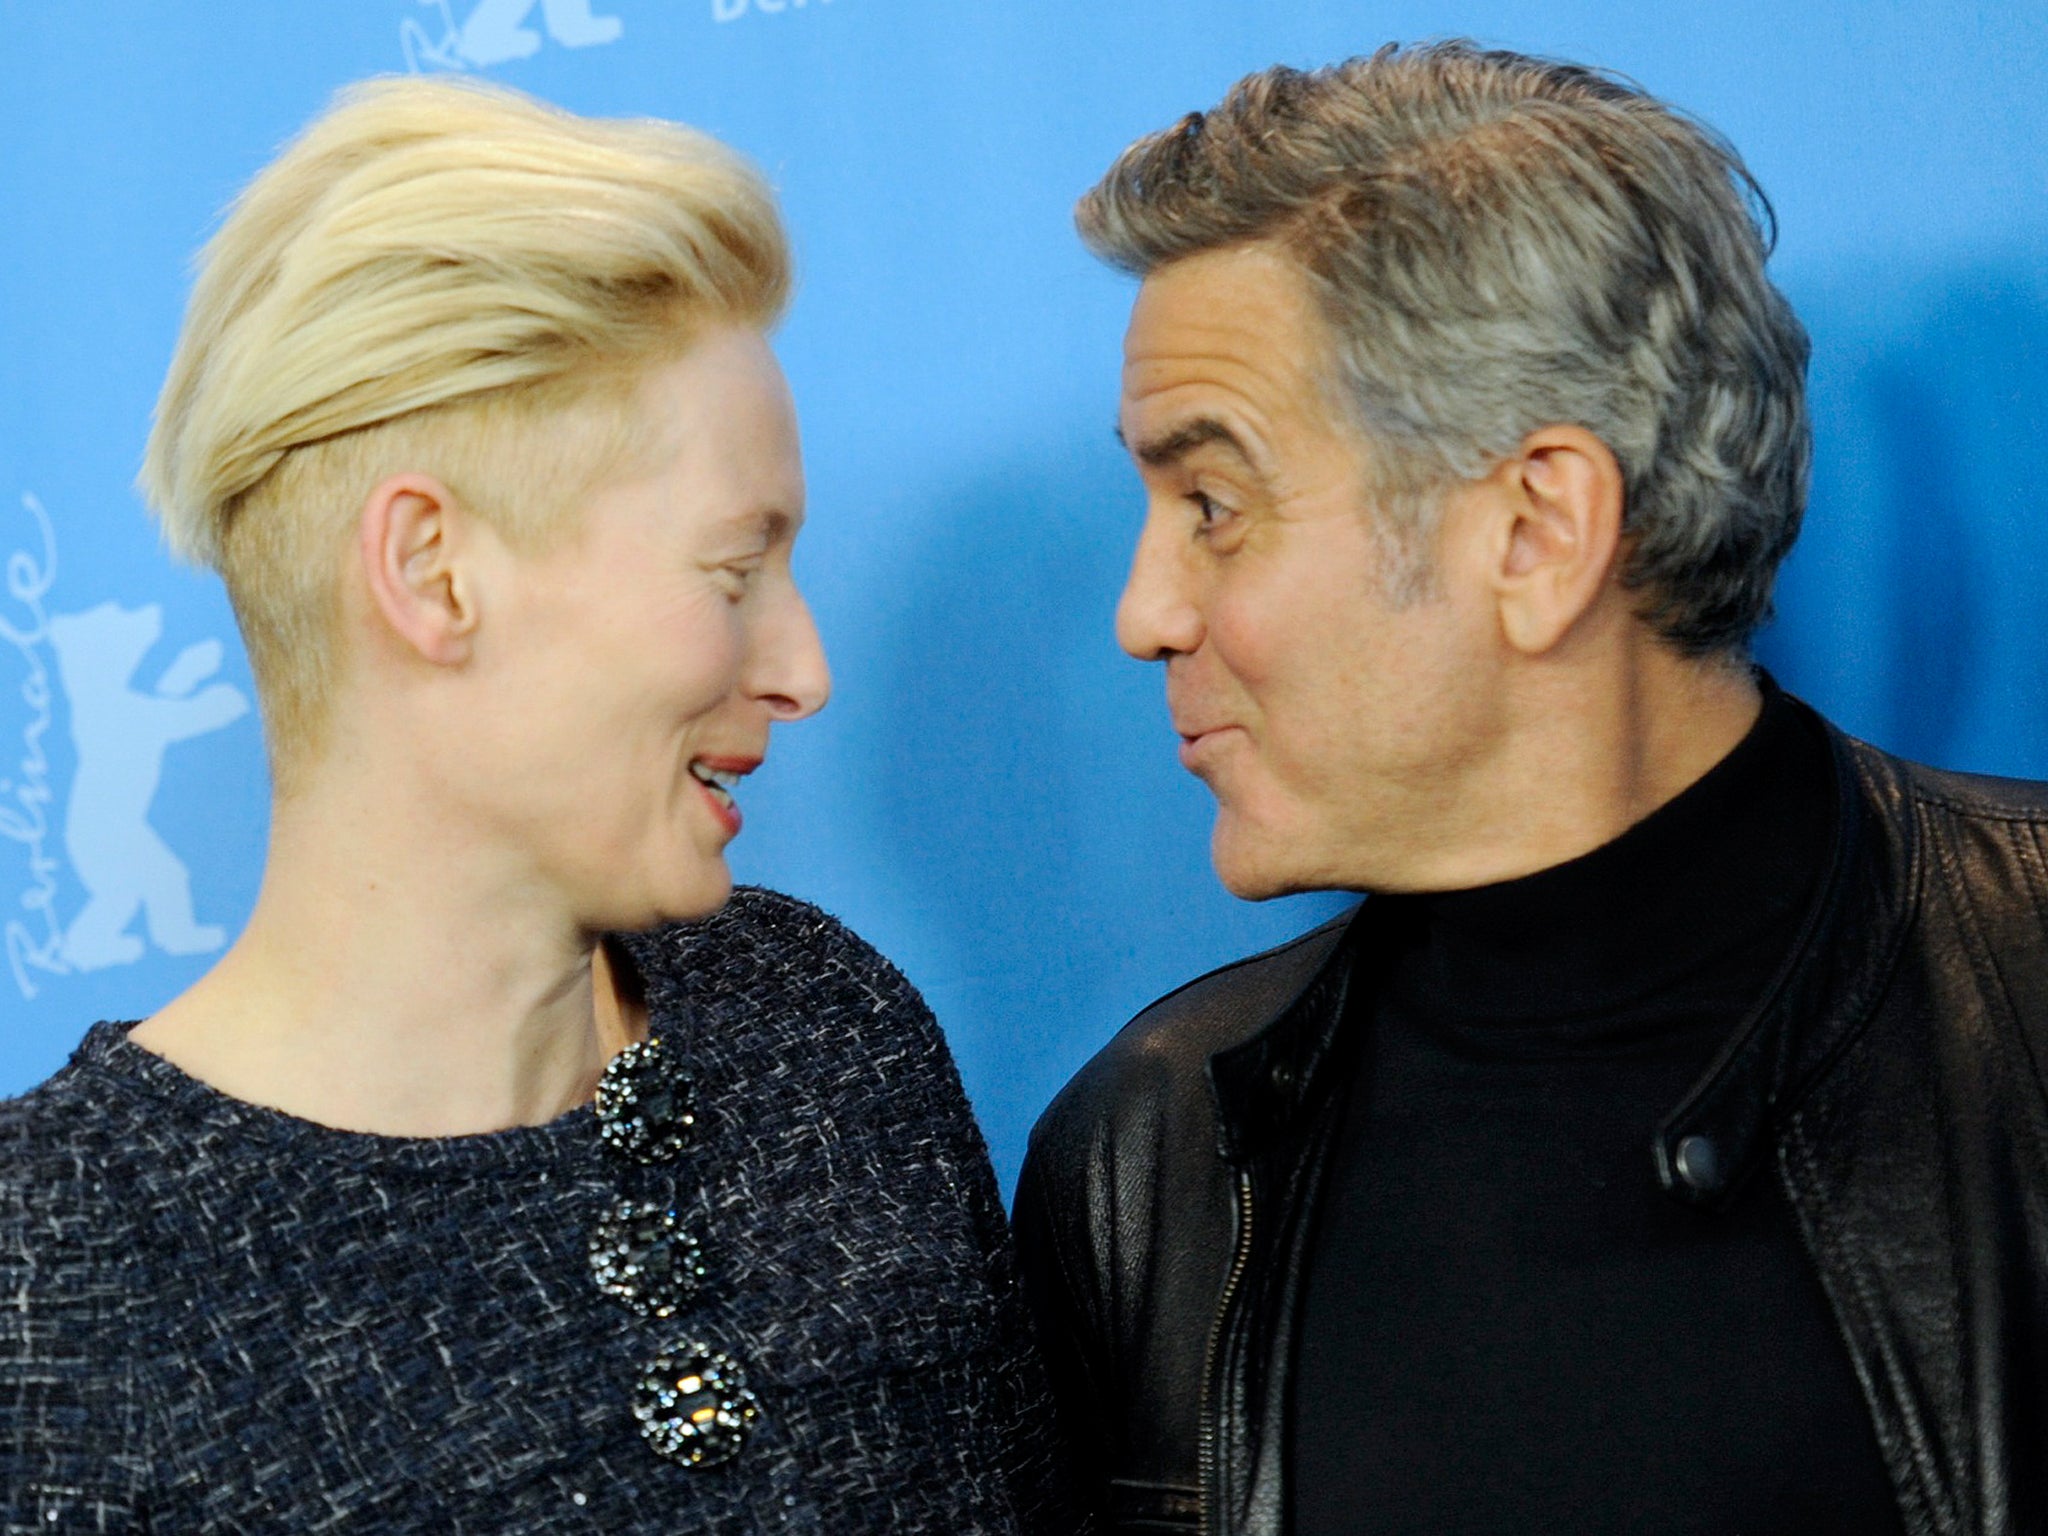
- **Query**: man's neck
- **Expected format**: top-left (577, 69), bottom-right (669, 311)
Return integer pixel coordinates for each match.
top-left (1373, 645), bottom-right (1762, 895)
top-left (1368, 677), bottom-right (1831, 1029)
top-left (131, 776), bottom-right (647, 1138)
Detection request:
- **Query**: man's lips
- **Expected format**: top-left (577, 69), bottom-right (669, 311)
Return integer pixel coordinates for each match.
top-left (1175, 724), bottom-right (1240, 772)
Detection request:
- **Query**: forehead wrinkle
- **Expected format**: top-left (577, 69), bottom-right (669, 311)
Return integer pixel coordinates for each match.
top-left (1123, 243), bottom-right (1333, 430)
top-left (1120, 371), bottom-right (1284, 483)
top-left (1122, 345), bottom-right (1309, 480)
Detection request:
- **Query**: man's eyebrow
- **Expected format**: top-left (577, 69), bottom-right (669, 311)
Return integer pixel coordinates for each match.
top-left (1115, 417), bottom-right (1260, 471)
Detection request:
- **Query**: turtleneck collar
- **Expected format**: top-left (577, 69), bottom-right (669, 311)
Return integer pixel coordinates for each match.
top-left (1363, 675), bottom-right (1837, 1052)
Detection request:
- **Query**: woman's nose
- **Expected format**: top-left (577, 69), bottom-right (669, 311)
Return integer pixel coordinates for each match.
top-left (755, 587), bottom-right (831, 720)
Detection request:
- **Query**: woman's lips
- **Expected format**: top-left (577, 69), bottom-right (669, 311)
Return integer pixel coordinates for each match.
top-left (688, 755), bottom-right (761, 836)
top-left (695, 776), bottom-right (742, 835)
top-left (694, 754), bottom-right (763, 776)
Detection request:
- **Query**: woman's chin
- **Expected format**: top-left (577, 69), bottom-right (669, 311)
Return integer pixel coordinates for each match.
top-left (573, 847), bottom-right (733, 934)
top-left (650, 865), bottom-right (736, 928)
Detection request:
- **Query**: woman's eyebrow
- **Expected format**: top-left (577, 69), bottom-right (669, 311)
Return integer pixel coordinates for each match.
top-left (714, 505), bottom-right (797, 541)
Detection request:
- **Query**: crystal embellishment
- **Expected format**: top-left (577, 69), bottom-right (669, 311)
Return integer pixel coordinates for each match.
top-left (595, 1038), bottom-right (694, 1164)
top-left (633, 1343), bottom-right (760, 1467)
top-left (589, 1199), bottom-right (706, 1317)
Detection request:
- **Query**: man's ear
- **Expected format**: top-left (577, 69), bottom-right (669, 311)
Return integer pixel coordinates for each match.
top-left (1488, 425), bottom-right (1626, 656)
top-left (356, 473), bottom-right (481, 666)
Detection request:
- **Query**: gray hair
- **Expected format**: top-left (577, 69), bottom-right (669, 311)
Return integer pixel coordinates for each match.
top-left (1078, 41), bottom-right (1811, 654)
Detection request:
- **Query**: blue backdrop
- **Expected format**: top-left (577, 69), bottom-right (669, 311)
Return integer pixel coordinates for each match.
top-left (3, 0), bottom-right (2045, 1194)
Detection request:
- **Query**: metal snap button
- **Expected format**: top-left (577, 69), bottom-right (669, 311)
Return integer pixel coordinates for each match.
top-left (1673, 1133), bottom-right (1723, 1194)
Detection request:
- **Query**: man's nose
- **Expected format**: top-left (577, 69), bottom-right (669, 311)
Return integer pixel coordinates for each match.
top-left (1115, 512), bottom-right (1202, 661)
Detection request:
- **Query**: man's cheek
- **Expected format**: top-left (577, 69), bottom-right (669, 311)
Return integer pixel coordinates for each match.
top-left (1206, 605), bottom-right (1290, 694)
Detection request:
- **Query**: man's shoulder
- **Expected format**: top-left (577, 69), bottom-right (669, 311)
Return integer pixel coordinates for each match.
top-left (1855, 739), bottom-right (2048, 824)
top-left (1030, 908), bottom-right (1355, 1154)
top-left (1845, 736), bottom-right (2048, 903)
top-left (1826, 708), bottom-right (2048, 818)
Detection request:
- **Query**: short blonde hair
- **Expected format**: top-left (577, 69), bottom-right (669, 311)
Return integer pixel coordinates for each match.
top-left (140, 77), bottom-right (791, 784)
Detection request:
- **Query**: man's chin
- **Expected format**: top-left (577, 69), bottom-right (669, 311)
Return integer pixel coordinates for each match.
top-left (1210, 819), bottom-right (1313, 902)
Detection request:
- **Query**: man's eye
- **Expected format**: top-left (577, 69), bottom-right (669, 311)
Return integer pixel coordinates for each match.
top-left (1190, 492), bottom-right (1234, 533)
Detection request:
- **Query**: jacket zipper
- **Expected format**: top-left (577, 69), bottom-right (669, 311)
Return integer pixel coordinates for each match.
top-left (1198, 1167), bottom-right (1256, 1536)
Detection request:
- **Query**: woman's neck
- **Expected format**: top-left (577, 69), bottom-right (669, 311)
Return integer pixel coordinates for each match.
top-left (132, 788), bottom-right (649, 1138)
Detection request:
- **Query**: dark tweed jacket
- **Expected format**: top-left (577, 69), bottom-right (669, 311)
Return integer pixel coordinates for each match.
top-left (0, 887), bottom-right (1073, 1533)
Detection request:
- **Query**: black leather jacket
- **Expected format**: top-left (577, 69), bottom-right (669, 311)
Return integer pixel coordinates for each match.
top-left (1014, 725), bottom-right (2048, 1536)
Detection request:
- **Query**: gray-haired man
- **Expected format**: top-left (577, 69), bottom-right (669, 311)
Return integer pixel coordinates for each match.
top-left (1015, 43), bottom-right (2048, 1536)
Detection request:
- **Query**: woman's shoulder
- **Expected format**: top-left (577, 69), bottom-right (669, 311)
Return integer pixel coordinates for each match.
top-left (3, 1031), bottom-right (142, 1172)
top-left (630, 886), bottom-right (932, 1030)
top-left (0, 1036), bottom-right (152, 1382)
top-left (1, 1032), bottom-right (154, 1255)
top-left (0, 1039), bottom-right (157, 1524)
top-left (622, 887), bottom-right (972, 1133)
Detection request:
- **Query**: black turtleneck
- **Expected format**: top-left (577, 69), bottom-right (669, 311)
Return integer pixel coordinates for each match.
top-left (1291, 685), bottom-right (1903, 1534)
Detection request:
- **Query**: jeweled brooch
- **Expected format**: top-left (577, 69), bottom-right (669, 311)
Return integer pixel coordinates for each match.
top-left (589, 1198), bottom-right (707, 1318)
top-left (595, 1038), bottom-right (695, 1164)
top-left (633, 1343), bottom-right (760, 1467)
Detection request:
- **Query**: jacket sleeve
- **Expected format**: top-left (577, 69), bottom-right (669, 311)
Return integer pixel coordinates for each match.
top-left (1012, 1129), bottom-right (1115, 1529)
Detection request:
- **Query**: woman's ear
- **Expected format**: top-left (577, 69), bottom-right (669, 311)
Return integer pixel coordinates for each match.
top-left (1490, 425), bottom-right (1626, 656)
top-left (357, 473), bottom-right (481, 666)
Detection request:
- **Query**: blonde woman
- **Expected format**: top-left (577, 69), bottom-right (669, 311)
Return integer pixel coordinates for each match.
top-left (0, 80), bottom-right (1069, 1532)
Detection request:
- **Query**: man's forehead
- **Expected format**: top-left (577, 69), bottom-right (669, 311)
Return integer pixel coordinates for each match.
top-left (1119, 248), bottom-right (1333, 452)
top-left (1126, 245), bottom-right (1319, 349)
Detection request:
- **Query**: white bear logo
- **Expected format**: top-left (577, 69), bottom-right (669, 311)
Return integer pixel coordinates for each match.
top-left (46, 602), bottom-right (249, 972)
top-left (403, 0), bottom-right (624, 71)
